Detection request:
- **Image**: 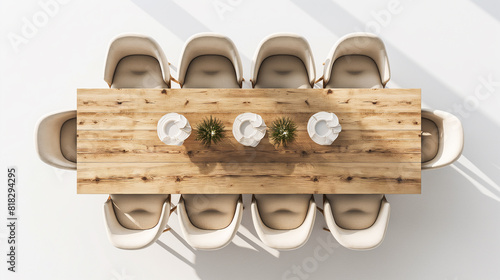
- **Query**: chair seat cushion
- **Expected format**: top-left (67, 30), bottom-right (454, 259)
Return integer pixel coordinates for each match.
top-left (183, 55), bottom-right (239, 88)
top-left (255, 55), bottom-right (311, 89)
top-left (60, 118), bottom-right (76, 163)
top-left (110, 194), bottom-right (169, 230)
top-left (326, 55), bottom-right (383, 88)
top-left (112, 55), bottom-right (168, 88)
top-left (421, 117), bottom-right (440, 163)
top-left (183, 194), bottom-right (240, 230)
top-left (254, 194), bottom-right (312, 230)
top-left (326, 194), bottom-right (383, 230)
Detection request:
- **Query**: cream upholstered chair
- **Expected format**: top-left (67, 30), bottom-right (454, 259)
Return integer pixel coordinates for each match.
top-left (104, 195), bottom-right (171, 250)
top-left (103, 34), bottom-right (173, 250)
top-left (323, 195), bottom-right (390, 250)
top-left (251, 195), bottom-right (316, 250)
top-left (322, 32), bottom-right (390, 88)
top-left (178, 195), bottom-right (243, 250)
top-left (36, 110), bottom-right (77, 170)
top-left (321, 33), bottom-right (390, 250)
top-left (250, 33), bottom-right (317, 250)
top-left (104, 34), bottom-right (172, 88)
top-left (421, 109), bottom-right (464, 169)
top-left (177, 33), bottom-right (243, 250)
top-left (251, 33), bottom-right (316, 89)
top-left (177, 33), bottom-right (243, 88)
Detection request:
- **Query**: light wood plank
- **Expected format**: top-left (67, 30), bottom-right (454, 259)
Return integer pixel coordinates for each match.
top-left (77, 129), bottom-right (421, 141)
top-left (77, 163), bottom-right (421, 194)
top-left (78, 162), bottom-right (420, 177)
top-left (77, 88), bottom-right (421, 113)
top-left (77, 112), bottom-right (421, 131)
top-left (78, 152), bottom-right (420, 164)
top-left (77, 135), bottom-right (420, 163)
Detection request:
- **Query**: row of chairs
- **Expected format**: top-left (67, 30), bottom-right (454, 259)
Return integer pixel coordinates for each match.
top-left (35, 32), bottom-right (463, 251)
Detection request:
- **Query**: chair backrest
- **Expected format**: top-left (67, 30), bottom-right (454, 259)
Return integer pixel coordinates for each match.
top-left (177, 195), bottom-right (244, 250)
top-left (182, 194), bottom-right (240, 230)
top-left (251, 195), bottom-right (316, 250)
top-left (178, 33), bottom-right (243, 88)
top-left (421, 109), bottom-right (464, 169)
top-left (251, 33), bottom-right (316, 88)
top-left (104, 195), bottom-right (171, 250)
top-left (110, 194), bottom-right (170, 230)
top-left (35, 110), bottom-right (77, 170)
top-left (323, 32), bottom-right (390, 87)
top-left (323, 195), bottom-right (390, 250)
top-left (254, 194), bottom-right (312, 230)
top-left (104, 34), bottom-right (170, 87)
top-left (326, 194), bottom-right (383, 230)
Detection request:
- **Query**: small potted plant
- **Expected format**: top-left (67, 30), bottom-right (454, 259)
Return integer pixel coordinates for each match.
top-left (195, 116), bottom-right (225, 147)
top-left (269, 117), bottom-right (297, 147)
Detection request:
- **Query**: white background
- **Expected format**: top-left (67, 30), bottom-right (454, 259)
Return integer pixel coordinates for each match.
top-left (1, 0), bottom-right (500, 279)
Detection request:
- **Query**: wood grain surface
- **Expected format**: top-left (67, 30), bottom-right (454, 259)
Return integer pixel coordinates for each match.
top-left (77, 88), bottom-right (421, 194)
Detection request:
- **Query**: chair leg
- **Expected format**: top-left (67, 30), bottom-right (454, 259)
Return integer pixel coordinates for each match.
top-left (170, 76), bottom-right (181, 85)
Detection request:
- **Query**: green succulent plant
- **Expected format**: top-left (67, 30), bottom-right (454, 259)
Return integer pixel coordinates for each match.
top-left (195, 116), bottom-right (225, 147)
top-left (269, 117), bottom-right (297, 147)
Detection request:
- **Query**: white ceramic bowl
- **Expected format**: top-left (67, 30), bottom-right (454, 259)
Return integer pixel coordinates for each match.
top-left (307, 112), bottom-right (342, 145)
top-left (233, 113), bottom-right (266, 147)
top-left (157, 113), bottom-right (192, 146)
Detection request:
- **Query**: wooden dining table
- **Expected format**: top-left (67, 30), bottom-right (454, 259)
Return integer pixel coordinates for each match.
top-left (76, 88), bottom-right (421, 194)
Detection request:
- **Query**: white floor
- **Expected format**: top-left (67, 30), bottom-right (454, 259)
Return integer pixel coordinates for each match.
top-left (1, 0), bottom-right (500, 279)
